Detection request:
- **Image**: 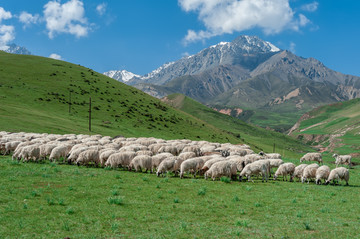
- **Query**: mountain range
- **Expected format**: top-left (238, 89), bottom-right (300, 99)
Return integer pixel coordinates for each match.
top-left (2, 43), bottom-right (31, 55)
top-left (104, 35), bottom-right (360, 131)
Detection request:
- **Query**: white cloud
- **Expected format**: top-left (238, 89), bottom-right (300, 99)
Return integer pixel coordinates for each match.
top-left (301, 2), bottom-right (318, 12)
top-left (0, 7), bottom-right (14, 50)
top-left (299, 14), bottom-right (310, 27)
top-left (49, 53), bottom-right (62, 60)
top-left (43, 0), bottom-right (90, 39)
top-left (0, 7), bottom-right (12, 22)
top-left (19, 11), bottom-right (40, 28)
top-left (179, 0), bottom-right (310, 44)
top-left (96, 3), bottom-right (107, 16)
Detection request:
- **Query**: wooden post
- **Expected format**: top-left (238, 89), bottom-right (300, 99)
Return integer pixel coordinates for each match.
top-left (273, 142), bottom-right (276, 153)
top-left (89, 97), bottom-right (91, 132)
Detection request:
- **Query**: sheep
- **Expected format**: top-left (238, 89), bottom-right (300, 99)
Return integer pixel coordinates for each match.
top-left (244, 154), bottom-right (263, 165)
top-left (301, 163), bottom-right (320, 184)
top-left (315, 165), bottom-right (331, 185)
top-left (325, 167), bottom-right (350, 186)
top-left (129, 155), bottom-right (153, 172)
top-left (178, 152), bottom-right (196, 161)
top-left (19, 144), bottom-right (41, 162)
top-left (49, 145), bottom-right (72, 162)
top-left (3, 141), bottom-right (22, 155)
top-left (67, 146), bottom-right (90, 164)
top-left (333, 154), bottom-right (352, 168)
top-left (156, 156), bottom-right (179, 177)
top-left (99, 149), bottom-right (117, 166)
top-left (229, 149), bottom-right (248, 156)
top-left (273, 163), bottom-right (296, 181)
top-left (239, 160), bottom-right (270, 183)
top-left (264, 159), bottom-right (284, 176)
top-left (181, 145), bottom-right (202, 156)
top-left (76, 149), bottom-right (100, 166)
top-left (135, 150), bottom-right (153, 156)
top-left (259, 151), bottom-right (282, 159)
top-left (300, 152), bottom-right (322, 164)
top-left (201, 157), bottom-right (228, 173)
top-left (157, 145), bottom-right (178, 155)
top-left (39, 144), bottom-right (58, 160)
top-left (105, 151), bottom-right (136, 169)
top-left (179, 157), bottom-right (205, 178)
top-left (204, 161), bottom-right (237, 181)
top-left (291, 164), bottom-right (308, 182)
top-left (151, 152), bottom-right (173, 172)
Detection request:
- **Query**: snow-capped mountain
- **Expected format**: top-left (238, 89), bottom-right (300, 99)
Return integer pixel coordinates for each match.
top-left (103, 70), bottom-right (140, 82)
top-left (2, 43), bottom-right (31, 55)
top-left (104, 35), bottom-right (281, 85)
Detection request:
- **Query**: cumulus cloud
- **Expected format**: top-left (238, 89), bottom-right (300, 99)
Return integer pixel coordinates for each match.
top-left (179, 0), bottom-right (310, 44)
top-left (49, 53), bottom-right (62, 60)
top-left (301, 2), bottom-right (318, 12)
top-left (299, 14), bottom-right (310, 27)
top-left (19, 11), bottom-right (40, 28)
top-left (43, 0), bottom-right (90, 39)
top-left (96, 3), bottom-right (107, 16)
top-left (0, 7), bottom-right (14, 50)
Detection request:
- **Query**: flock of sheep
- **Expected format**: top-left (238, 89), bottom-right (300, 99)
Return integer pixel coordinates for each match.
top-left (0, 131), bottom-right (352, 186)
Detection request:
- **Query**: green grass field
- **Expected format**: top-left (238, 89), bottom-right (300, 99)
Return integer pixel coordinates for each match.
top-left (0, 155), bottom-right (359, 238)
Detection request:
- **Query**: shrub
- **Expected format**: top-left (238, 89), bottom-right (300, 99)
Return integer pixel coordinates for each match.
top-left (198, 186), bottom-right (207, 196)
top-left (220, 177), bottom-right (231, 183)
top-left (107, 196), bottom-right (124, 205)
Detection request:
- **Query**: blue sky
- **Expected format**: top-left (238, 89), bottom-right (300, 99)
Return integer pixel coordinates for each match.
top-left (0, 0), bottom-right (359, 76)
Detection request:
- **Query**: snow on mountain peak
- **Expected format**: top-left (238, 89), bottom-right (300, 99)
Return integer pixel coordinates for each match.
top-left (140, 61), bottom-right (175, 80)
top-left (104, 70), bottom-right (140, 82)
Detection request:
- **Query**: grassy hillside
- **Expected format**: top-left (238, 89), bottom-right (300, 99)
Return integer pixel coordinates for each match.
top-left (1, 155), bottom-right (359, 238)
top-left (162, 94), bottom-right (311, 158)
top-left (0, 51), bottom-right (245, 143)
top-left (290, 98), bottom-right (360, 157)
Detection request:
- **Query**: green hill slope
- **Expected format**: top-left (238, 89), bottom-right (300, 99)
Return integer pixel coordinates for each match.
top-left (289, 98), bottom-right (360, 157)
top-left (0, 51), bottom-right (241, 143)
top-left (162, 93), bottom-right (311, 158)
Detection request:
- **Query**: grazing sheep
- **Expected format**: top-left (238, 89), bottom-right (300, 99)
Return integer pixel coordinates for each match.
top-left (259, 151), bottom-right (282, 159)
top-left (273, 163), bottom-right (296, 181)
top-left (325, 167), bottom-right (350, 186)
top-left (301, 163), bottom-right (320, 184)
top-left (129, 155), bottom-right (153, 172)
top-left (151, 153), bottom-right (173, 172)
top-left (105, 151), bottom-right (136, 169)
top-left (49, 145), bottom-right (72, 162)
top-left (178, 152), bottom-right (197, 161)
top-left (3, 141), bottom-right (22, 155)
top-left (39, 144), bottom-right (58, 160)
top-left (264, 159), bottom-right (284, 177)
top-left (315, 165), bottom-right (331, 185)
top-left (156, 157), bottom-right (179, 177)
top-left (99, 149), bottom-right (117, 166)
top-left (240, 160), bottom-right (270, 183)
top-left (333, 154), bottom-right (352, 168)
top-left (76, 149), bottom-right (100, 166)
top-left (135, 150), bottom-right (153, 156)
top-left (204, 161), bottom-right (237, 181)
top-left (67, 146), bottom-right (89, 164)
top-left (201, 157), bottom-right (227, 173)
top-left (300, 152), bottom-right (322, 164)
top-left (291, 164), bottom-right (308, 182)
top-left (244, 154), bottom-right (263, 165)
top-left (179, 157), bottom-right (205, 178)
top-left (157, 145), bottom-right (178, 155)
top-left (19, 145), bottom-right (41, 162)
top-left (181, 145), bottom-right (202, 157)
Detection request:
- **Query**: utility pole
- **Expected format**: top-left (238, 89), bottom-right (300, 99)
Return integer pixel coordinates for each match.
top-left (89, 96), bottom-right (92, 132)
top-left (273, 142), bottom-right (276, 153)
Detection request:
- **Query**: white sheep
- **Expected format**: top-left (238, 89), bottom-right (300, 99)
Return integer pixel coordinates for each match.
top-left (325, 167), bottom-right (350, 186)
top-left (135, 150), bottom-right (153, 156)
top-left (67, 146), bottom-right (89, 164)
top-left (239, 160), bottom-right (270, 183)
top-left (201, 157), bottom-right (228, 173)
top-left (244, 154), bottom-right (263, 165)
top-left (49, 145), bottom-right (72, 162)
top-left (156, 156), bottom-right (179, 177)
top-left (39, 144), bottom-right (58, 160)
top-left (3, 141), bottom-right (22, 155)
top-left (151, 152), bottom-right (173, 172)
top-left (181, 145), bottom-right (201, 156)
top-left (204, 161), bottom-right (237, 181)
top-left (315, 165), bottom-right (331, 185)
top-left (259, 151), bottom-right (282, 159)
top-left (332, 154), bottom-right (352, 168)
top-left (178, 152), bottom-right (196, 161)
top-left (264, 159), bottom-right (284, 177)
top-left (273, 163), bottom-right (296, 181)
top-left (301, 163), bottom-right (320, 184)
top-left (291, 164), bottom-right (308, 182)
top-left (300, 152), bottom-right (322, 164)
top-left (19, 145), bottom-right (41, 162)
top-left (76, 149), bottom-right (100, 166)
top-left (129, 155), bottom-right (152, 172)
top-left (105, 151), bottom-right (136, 169)
top-left (157, 145), bottom-right (178, 155)
top-left (179, 157), bottom-right (205, 178)
top-left (99, 149), bottom-right (117, 166)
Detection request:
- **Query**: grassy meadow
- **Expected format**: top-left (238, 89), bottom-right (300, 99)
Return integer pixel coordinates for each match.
top-left (0, 155), bottom-right (359, 238)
